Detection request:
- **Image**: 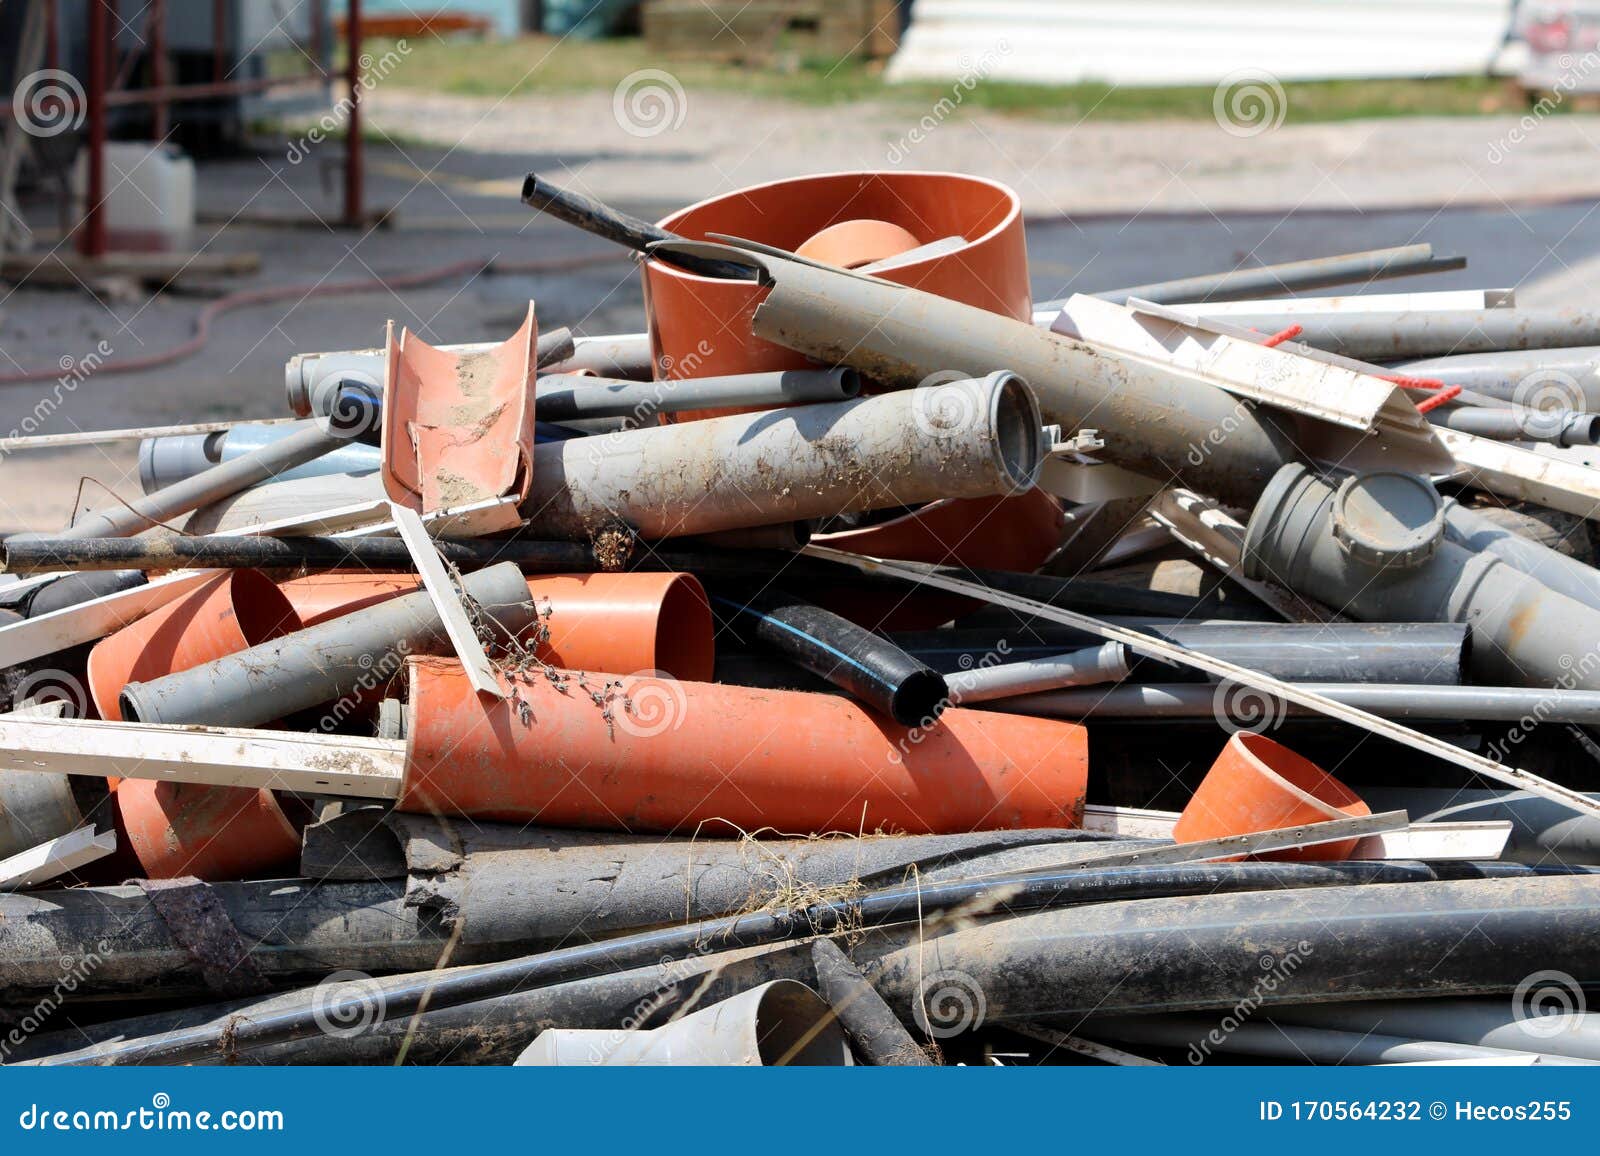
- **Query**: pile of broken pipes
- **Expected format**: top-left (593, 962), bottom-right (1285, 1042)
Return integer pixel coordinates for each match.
top-left (2, 169), bottom-right (1600, 1067)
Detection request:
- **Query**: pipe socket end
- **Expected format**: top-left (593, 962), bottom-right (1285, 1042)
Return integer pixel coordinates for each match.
top-left (1330, 471), bottom-right (1444, 571)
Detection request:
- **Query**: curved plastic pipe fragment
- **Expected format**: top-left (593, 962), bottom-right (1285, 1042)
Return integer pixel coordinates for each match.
top-left (117, 780), bottom-right (303, 881)
top-left (382, 302), bottom-right (538, 511)
top-left (399, 657), bottom-right (1088, 834)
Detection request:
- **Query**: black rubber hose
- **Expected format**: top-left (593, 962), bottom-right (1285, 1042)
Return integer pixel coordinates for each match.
top-left (26, 859), bottom-right (1594, 1066)
top-left (712, 589), bottom-right (947, 725)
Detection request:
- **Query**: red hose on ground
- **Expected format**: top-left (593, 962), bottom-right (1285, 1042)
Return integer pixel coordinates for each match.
top-left (0, 252), bottom-right (627, 387)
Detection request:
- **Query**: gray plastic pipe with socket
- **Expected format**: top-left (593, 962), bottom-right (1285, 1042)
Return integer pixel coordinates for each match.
top-left (520, 372), bottom-right (1043, 541)
top-left (1242, 463), bottom-right (1600, 691)
top-left (1389, 348), bottom-right (1600, 407)
top-left (513, 980), bottom-right (853, 1066)
top-left (654, 238), bottom-right (1301, 505)
top-left (50, 416), bottom-right (365, 540)
top-left (1430, 405), bottom-right (1600, 446)
top-left (1442, 498), bottom-right (1600, 614)
top-left (139, 419), bottom-right (382, 494)
top-left (946, 642), bottom-right (1131, 703)
top-left (120, 562), bottom-right (538, 729)
top-left (534, 367), bottom-right (859, 422)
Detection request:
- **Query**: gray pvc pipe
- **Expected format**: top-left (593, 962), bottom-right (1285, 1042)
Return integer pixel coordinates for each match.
top-left (1432, 405), bottom-right (1600, 446)
top-left (520, 372), bottom-right (1043, 541)
top-left (1243, 463), bottom-right (1600, 691)
top-left (543, 332), bottom-right (653, 381)
top-left (139, 420), bottom-right (382, 493)
top-left (1219, 309), bottom-right (1600, 361)
top-left (1267, 999), bottom-right (1600, 1062)
top-left (533, 367), bottom-right (859, 422)
top-left (897, 621), bottom-right (1469, 686)
top-left (120, 562), bottom-right (538, 729)
top-left (1388, 347), bottom-right (1600, 407)
top-left (991, 681), bottom-right (1600, 724)
top-left (1083, 1014), bottom-right (1593, 1066)
top-left (0, 769), bottom-right (82, 861)
top-left (694, 240), bottom-right (1301, 505)
top-left (947, 643), bottom-right (1131, 703)
top-left (513, 980), bottom-right (853, 1066)
top-left (1361, 787), bottom-right (1600, 867)
top-left (55, 418), bottom-right (358, 540)
top-left (1441, 499), bottom-right (1600, 613)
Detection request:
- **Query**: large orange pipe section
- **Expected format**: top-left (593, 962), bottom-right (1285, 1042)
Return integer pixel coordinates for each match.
top-left (399, 658), bottom-right (1087, 835)
top-left (117, 781), bottom-right (304, 881)
top-left (278, 571), bottom-right (714, 680)
top-left (87, 569), bottom-right (300, 720)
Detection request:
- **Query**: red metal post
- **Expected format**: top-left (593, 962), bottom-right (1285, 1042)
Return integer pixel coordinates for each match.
top-left (148, 0), bottom-right (169, 138)
top-left (212, 0), bottom-right (225, 83)
top-left (343, 0), bottom-right (363, 225)
top-left (81, 0), bottom-right (109, 257)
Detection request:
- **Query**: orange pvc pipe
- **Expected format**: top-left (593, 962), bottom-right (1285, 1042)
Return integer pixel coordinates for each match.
top-left (117, 780), bottom-right (303, 881)
top-left (399, 657), bottom-right (1088, 835)
top-left (87, 569), bottom-right (300, 722)
top-left (643, 172), bottom-right (1029, 396)
top-left (795, 218), bottom-right (922, 269)
top-left (1172, 732), bottom-right (1372, 861)
top-left (278, 571), bottom-right (715, 680)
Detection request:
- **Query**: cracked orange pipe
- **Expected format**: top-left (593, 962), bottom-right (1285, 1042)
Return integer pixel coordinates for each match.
top-left (278, 570), bottom-right (714, 680)
top-left (399, 657), bottom-right (1087, 835)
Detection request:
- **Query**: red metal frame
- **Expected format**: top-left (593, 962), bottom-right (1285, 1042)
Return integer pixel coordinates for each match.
top-left (58, 0), bottom-right (361, 256)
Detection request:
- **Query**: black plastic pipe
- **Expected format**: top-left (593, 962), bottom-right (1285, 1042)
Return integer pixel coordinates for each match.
top-left (24, 860), bottom-right (1591, 1066)
top-left (712, 589), bottom-right (947, 725)
top-left (0, 568), bottom-right (146, 616)
top-left (810, 938), bottom-right (932, 1066)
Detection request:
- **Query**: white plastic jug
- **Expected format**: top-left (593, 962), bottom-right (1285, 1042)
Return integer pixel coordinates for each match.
top-left (72, 141), bottom-right (195, 251)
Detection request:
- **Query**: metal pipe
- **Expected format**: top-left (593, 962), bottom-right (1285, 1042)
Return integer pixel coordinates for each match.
top-left (138, 420), bottom-right (382, 493)
top-left (1244, 464), bottom-right (1600, 691)
top-left (514, 980), bottom-right (854, 1066)
top-left (1430, 405), bottom-right (1600, 446)
top-left (534, 367), bottom-right (860, 422)
top-left (342, 0), bottom-right (362, 225)
top-left (81, 0), bottom-right (108, 258)
top-left (1067, 244), bottom-right (1464, 309)
top-left (809, 939), bottom-right (932, 1066)
top-left (519, 373), bottom-right (1044, 540)
top-left (896, 621), bottom-right (1469, 686)
top-left (1220, 309), bottom-right (1600, 360)
top-left (684, 239), bottom-right (1303, 505)
top-left (47, 417), bottom-right (362, 540)
top-left (712, 590), bottom-right (946, 726)
top-left (119, 563), bottom-right (537, 729)
top-left (989, 681), bottom-right (1600, 723)
top-left (1442, 498), bottom-right (1600, 613)
top-left (946, 643), bottom-right (1130, 703)
top-left (1082, 1015), bottom-right (1592, 1066)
